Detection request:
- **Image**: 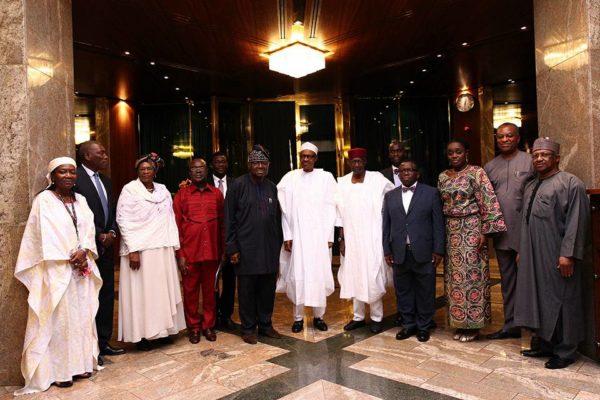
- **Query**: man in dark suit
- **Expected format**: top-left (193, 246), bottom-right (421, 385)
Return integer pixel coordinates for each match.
top-left (383, 160), bottom-right (445, 342)
top-left (209, 151), bottom-right (236, 330)
top-left (75, 141), bottom-right (125, 361)
top-left (380, 140), bottom-right (405, 188)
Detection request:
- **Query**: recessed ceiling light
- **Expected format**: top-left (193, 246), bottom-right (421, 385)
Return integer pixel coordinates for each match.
top-left (184, 96), bottom-right (189, 100)
top-left (124, 51), bottom-right (130, 55)
top-left (400, 90), bottom-right (404, 94)
top-left (422, 68), bottom-right (427, 72)
top-left (163, 76), bottom-right (169, 79)
top-left (505, 101), bottom-right (509, 105)
top-left (409, 80), bottom-right (415, 84)
top-left (521, 26), bottom-right (527, 30)
top-left (436, 53), bottom-right (443, 58)
top-left (149, 61), bottom-right (156, 65)
top-left (175, 87), bottom-right (180, 91)
top-left (462, 42), bottom-right (468, 46)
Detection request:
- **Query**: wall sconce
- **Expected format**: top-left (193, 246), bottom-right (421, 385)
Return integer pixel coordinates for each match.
top-left (172, 144), bottom-right (194, 159)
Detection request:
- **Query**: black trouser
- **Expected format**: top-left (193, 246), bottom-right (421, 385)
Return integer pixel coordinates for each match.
top-left (95, 246), bottom-right (115, 348)
top-left (537, 311), bottom-right (578, 360)
top-left (393, 247), bottom-right (436, 331)
top-left (237, 273), bottom-right (277, 335)
top-left (217, 261), bottom-right (236, 319)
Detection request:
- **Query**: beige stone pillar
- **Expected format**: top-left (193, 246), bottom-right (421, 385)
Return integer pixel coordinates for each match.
top-left (478, 86), bottom-right (495, 166)
top-left (0, 0), bottom-right (75, 384)
top-left (534, 0), bottom-right (599, 360)
top-left (534, 0), bottom-right (600, 187)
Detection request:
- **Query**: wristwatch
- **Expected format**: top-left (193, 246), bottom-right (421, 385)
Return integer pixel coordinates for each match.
top-left (108, 230), bottom-right (117, 238)
top-left (337, 236), bottom-right (344, 242)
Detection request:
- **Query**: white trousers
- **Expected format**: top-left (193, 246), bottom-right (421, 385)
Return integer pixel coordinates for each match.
top-left (353, 298), bottom-right (383, 322)
top-left (294, 304), bottom-right (325, 321)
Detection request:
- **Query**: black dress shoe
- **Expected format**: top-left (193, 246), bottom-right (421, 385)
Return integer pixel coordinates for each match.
top-left (369, 321), bottom-right (382, 334)
top-left (486, 329), bottom-right (521, 340)
top-left (220, 317), bottom-right (236, 330)
top-left (100, 344), bottom-right (126, 356)
top-left (258, 327), bottom-right (282, 339)
top-left (188, 330), bottom-right (201, 344)
top-left (53, 380), bottom-right (73, 388)
top-left (313, 318), bottom-right (328, 332)
top-left (396, 328), bottom-right (417, 340)
top-left (97, 355), bottom-right (104, 366)
top-left (292, 320), bottom-right (304, 333)
top-left (521, 348), bottom-right (553, 358)
top-left (344, 320), bottom-right (366, 331)
top-left (545, 356), bottom-right (575, 369)
top-left (417, 330), bottom-right (430, 342)
top-left (203, 328), bottom-right (217, 342)
top-left (136, 338), bottom-right (152, 351)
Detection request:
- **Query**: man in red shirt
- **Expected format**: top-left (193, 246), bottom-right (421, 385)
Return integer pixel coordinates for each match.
top-left (174, 158), bottom-right (225, 343)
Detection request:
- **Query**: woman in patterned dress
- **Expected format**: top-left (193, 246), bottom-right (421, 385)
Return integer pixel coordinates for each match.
top-left (438, 139), bottom-right (505, 342)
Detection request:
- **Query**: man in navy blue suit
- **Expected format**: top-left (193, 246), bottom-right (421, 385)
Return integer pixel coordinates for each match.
top-left (383, 160), bottom-right (445, 342)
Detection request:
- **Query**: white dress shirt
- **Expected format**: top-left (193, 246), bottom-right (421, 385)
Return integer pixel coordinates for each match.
top-left (213, 175), bottom-right (228, 198)
top-left (392, 166), bottom-right (402, 187)
top-left (82, 163), bottom-right (108, 200)
top-left (401, 182), bottom-right (417, 243)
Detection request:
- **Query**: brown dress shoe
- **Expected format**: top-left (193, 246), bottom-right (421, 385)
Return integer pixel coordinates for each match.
top-left (188, 330), bottom-right (201, 344)
top-left (242, 333), bottom-right (257, 344)
top-left (258, 327), bottom-right (282, 339)
top-left (53, 381), bottom-right (73, 388)
top-left (203, 328), bottom-right (217, 342)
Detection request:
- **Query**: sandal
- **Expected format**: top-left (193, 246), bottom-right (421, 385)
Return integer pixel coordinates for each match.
top-left (74, 372), bottom-right (92, 380)
top-left (459, 331), bottom-right (479, 342)
top-left (453, 329), bottom-right (463, 340)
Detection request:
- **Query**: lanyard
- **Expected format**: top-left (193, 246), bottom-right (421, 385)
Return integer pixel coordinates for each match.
top-left (56, 192), bottom-right (80, 241)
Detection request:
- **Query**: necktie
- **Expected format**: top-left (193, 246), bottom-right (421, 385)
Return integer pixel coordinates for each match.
top-left (93, 173), bottom-right (109, 226)
top-left (217, 179), bottom-right (224, 195)
top-left (402, 186), bottom-right (415, 193)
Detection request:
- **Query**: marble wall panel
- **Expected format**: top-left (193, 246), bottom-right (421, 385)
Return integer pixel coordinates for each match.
top-left (478, 86), bottom-right (495, 166)
top-left (0, 65), bottom-right (29, 225)
top-left (0, 0), bottom-right (25, 65)
top-left (589, 0), bottom-right (600, 49)
top-left (0, 224), bottom-right (27, 384)
top-left (534, 0), bottom-right (589, 74)
top-left (535, 50), bottom-right (593, 185)
top-left (590, 48), bottom-right (600, 188)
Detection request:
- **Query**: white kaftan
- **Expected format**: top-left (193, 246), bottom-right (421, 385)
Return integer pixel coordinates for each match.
top-left (276, 169), bottom-right (337, 307)
top-left (14, 191), bottom-right (102, 396)
top-left (336, 171), bottom-right (394, 303)
top-left (117, 179), bottom-right (185, 342)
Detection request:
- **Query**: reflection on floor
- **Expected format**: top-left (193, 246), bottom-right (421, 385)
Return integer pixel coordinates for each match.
top-left (2, 263), bottom-right (600, 400)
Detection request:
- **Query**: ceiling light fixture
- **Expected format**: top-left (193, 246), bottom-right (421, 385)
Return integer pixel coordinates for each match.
top-left (175, 87), bottom-right (180, 91)
top-left (422, 68), bottom-right (427, 72)
top-left (436, 53), bottom-right (443, 58)
top-left (124, 51), bottom-right (130, 55)
top-left (409, 80), bottom-right (415, 84)
top-left (149, 61), bottom-right (156, 65)
top-left (462, 42), bottom-right (469, 46)
top-left (263, 0), bottom-right (331, 79)
top-left (163, 76), bottom-right (169, 79)
top-left (264, 41), bottom-right (331, 79)
top-left (521, 26), bottom-right (527, 30)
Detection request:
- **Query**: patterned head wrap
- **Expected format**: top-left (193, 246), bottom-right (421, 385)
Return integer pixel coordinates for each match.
top-left (46, 157), bottom-right (76, 184)
top-left (532, 137), bottom-right (560, 155)
top-left (135, 152), bottom-right (165, 171)
top-left (248, 144), bottom-right (270, 162)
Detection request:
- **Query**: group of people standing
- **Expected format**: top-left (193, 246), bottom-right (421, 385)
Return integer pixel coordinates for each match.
top-left (13, 125), bottom-right (590, 394)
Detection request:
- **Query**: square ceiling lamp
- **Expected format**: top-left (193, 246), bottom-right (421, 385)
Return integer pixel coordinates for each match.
top-left (265, 41), bottom-right (330, 79)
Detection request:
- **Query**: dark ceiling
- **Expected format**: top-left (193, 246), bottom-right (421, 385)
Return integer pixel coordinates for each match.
top-left (72, 0), bottom-right (536, 104)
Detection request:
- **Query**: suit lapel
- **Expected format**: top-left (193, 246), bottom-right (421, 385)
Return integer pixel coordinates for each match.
top-left (79, 166), bottom-right (106, 220)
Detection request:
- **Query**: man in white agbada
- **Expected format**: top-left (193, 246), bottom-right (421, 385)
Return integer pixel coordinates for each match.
top-left (15, 157), bottom-right (102, 395)
top-left (277, 142), bottom-right (337, 332)
top-left (337, 148), bottom-right (395, 334)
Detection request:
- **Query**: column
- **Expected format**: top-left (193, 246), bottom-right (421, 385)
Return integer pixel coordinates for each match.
top-left (0, 0), bottom-right (75, 384)
top-left (534, 0), bottom-right (600, 360)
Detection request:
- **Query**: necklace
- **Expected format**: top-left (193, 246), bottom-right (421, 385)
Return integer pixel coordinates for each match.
top-left (56, 191), bottom-right (79, 240)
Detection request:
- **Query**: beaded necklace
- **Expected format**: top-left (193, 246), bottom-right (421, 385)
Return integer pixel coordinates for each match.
top-left (56, 191), bottom-right (79, 241)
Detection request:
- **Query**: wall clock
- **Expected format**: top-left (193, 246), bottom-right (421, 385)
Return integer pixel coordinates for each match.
top-left (455, 93), bottom-right (475, 112)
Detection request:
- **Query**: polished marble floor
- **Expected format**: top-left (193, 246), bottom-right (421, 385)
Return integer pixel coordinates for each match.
top-left (3, 262), bottom-right (600, 400)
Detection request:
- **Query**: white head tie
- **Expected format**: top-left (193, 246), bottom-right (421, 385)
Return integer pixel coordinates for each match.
top-left (46, 157), bottom-right (76, 184)
top-left (300, 142), bottom-right (318, 155)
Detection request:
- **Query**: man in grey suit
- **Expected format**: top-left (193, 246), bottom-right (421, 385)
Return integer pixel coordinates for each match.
top-left (383, 160), bottom-right (445, 342)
